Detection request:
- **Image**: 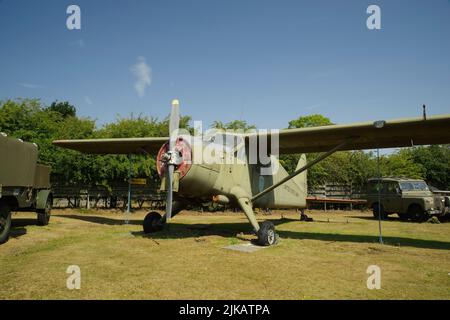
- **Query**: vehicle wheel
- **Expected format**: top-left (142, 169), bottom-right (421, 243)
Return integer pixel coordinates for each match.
top-left (409, 205), bottom-right (428, 222)
top-left (37, 197), bottom-right (52, 226)
top-left (143, 212), bottom-right (164, 233)
top-left (398, 213), bottom-right (410, 221)
top-left (372, 203), bottom-right (387, 220)
top-left (257, 221), bottom-right (278, 246)
top-left (0, 203), bottom-right (12, 244)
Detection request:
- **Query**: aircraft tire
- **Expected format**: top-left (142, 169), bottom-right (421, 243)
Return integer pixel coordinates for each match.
top-left (143, 211), bottom-right (164, 233)
top-left (0, 203), bottom-right (12, 244)
top-left (257, 221), bottom-right (278, 246)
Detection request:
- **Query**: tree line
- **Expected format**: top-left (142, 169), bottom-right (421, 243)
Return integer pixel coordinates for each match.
top-left (1, 99), bottom-right (449, 190)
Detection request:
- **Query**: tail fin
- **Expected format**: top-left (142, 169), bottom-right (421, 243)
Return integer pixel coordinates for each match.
top-left (293, 154), bottom-right (307, 197)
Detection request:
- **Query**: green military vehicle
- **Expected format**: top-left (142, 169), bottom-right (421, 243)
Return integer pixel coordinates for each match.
top-left (0, 133), bottom-right (53, 244)
top-left (367, 177), bottom-right (450, 222)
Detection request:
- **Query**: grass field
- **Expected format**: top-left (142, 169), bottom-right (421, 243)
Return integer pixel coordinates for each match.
top-left (1, 208), bottom-right (449, 300)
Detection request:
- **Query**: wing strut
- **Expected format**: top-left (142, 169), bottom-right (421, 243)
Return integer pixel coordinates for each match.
top-left (251, 137), bottom-right (357, 202)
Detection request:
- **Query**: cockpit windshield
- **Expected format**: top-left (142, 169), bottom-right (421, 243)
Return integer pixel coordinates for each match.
top-left (202, 130), bottom-right (244, 152)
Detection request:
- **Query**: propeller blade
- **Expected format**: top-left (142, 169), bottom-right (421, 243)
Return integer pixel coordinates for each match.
top-left (165, 99), bottom-right (180, 222)
top-left (165, 164), bottom-right (174, 220)
top-left (169, 99), bottom-right (180, 151)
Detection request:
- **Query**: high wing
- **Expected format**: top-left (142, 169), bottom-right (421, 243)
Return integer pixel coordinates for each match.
top-left (52, 137), bottom-right (168, 154)
top-left (53, 115), bottom-right (450, 155)
top-left (248, 114), bottom-right (450, 154)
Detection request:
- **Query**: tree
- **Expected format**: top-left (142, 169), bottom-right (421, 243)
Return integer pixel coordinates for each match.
top-left (211, 120), bottom-right (256, 132)
top-left (2, 99), bottom-right (448, 192)
top-left (288, 114), bottom-right (333, 128)
top-left (46, 101), bottom-right (76, 118)
top-left (281, 114), bottom-right (336, 187)
top-left (405, 145), bottom-right (450, 189)
top-left (379, 150), bottom-right (424, 179)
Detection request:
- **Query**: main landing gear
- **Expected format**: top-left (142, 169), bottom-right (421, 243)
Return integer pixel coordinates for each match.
top-left (257, 221), bottom-right (278, 246)
top-left (236, 196), bottom-right (279, 246)
top-left (142, 196), bottom-right (279, 247)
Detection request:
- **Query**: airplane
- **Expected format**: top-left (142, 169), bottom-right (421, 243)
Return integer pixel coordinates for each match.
top-left (53, 100), bottom-right (450, 246)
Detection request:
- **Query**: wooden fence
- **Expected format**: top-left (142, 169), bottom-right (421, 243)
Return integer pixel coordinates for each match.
top-left (307, 183), bottom-right (367, 210)
top-left (51, 183), bottom-right (165, 210)
top-left (51, 182), bottom-right (367, 211)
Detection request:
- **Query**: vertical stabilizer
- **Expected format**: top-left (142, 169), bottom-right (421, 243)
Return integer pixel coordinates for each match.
top-left (293, 154), bottom-right (307, 198)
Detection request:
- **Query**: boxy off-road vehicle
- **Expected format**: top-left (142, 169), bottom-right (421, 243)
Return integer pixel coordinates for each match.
top-left (367, 177), bottom-right (449, 222)
top-left (0, 133), bottom-right (52, 244)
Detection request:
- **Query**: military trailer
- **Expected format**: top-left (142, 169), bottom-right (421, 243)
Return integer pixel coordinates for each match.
top-left (0, 133), bottom-right (52, 244)
top-left (366, 177), bottom-right (449, 222)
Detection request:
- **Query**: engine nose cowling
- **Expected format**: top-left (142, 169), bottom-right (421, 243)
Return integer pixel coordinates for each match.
top-left (156, 137), bottom-right (192, 179)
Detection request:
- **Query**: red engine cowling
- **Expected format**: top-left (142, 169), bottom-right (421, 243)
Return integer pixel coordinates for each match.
top-left (156, 137), bottom-right (192, 179)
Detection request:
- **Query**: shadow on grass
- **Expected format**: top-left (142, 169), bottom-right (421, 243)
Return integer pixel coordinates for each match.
top-left (351, 215), bottom-right (406, 222)
top-left (54, 214), bottom-right (142, 226)
top-left (9, 218), bottom-right (35, 240)
top-left (134, 221), bottom-right (450, 251)
top-left (276, 230), bottom-right (450, 250)
top-left (351, 215), bottom-right (450, 224)
top-left (11, 218), bottom-right (38, 228)
top-left (54, 214), bottom-right (450, 250)
top-left (9, 227), bottom-right (27, 239)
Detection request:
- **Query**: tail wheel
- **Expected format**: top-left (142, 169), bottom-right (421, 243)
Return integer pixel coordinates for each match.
top-left (143, 211), bottom-right (164, 233)
top-left (37, 197), bottom-right (52, 226)
top-left (0, 203), bottom-right (12, 244)
top-left (372, 203), bottom-right (387, 220)
top-left (409, 205), bottom-right (428, 222)
top-left (257, 221), bottom-right (278, 246)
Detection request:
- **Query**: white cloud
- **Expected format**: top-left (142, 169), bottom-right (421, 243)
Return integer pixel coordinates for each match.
top-left (84, 96), bottom-right (93, 105)
top-left (130, 56), bottom-right (151, 98)
top-left (18, 82), bottom-right (41, 89)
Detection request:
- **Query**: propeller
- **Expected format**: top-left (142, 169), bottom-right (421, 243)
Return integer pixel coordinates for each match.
top-left (163, 99), bottom-right (181, 221)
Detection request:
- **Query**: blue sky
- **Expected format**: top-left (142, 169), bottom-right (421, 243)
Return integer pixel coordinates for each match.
top-left (0, 0), bottom-right (449, 129)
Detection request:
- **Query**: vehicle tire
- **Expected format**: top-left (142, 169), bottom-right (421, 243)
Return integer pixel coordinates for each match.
top-left (372, 203), bottom-right (387, 220)
top-left (409, 204), bottom-right (428, 222)
top-left (0, 203), bottom-right (12, 244)
top-left (257, 221), bottom-right (278, 246)
top-left (143, 211), bottom-right (164, 233)
top-left (37, 196), bottom-right (52, 226)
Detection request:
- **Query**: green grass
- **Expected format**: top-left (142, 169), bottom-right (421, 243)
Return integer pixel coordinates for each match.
top-left (1, 209), bottom-right (449, 299)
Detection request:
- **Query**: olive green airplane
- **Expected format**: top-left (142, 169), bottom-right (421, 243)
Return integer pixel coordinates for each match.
top-left (53, 101), bottom-right (450, 246)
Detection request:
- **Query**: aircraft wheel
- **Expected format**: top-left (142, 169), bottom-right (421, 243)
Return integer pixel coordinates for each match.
top-left (143, 211), bottom-right (164, 233)
top-left (37, 197), bottom-right (52, 226)
top-left (257, 221), bottom-right (278, 246)
top-left (0, 203), bottom-right (12, 244)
